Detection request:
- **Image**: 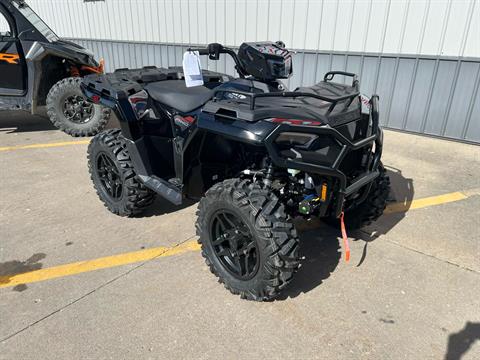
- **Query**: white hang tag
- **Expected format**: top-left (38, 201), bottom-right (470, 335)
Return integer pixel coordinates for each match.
top-left (183, 51), bottom-right (204, 87)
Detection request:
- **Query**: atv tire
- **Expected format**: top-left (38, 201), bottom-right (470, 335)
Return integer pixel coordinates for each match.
top-left (47, 77), bottom-right (110, 137)
top-left (326, 164), bottom-right (390, 230)
top-left (87, 129), bottom-right (155, 216)
top-left (196, 179), bottom-right (300, 301)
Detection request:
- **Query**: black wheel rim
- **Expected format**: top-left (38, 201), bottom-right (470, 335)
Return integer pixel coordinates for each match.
top-left (62, 95), bottom-right (94, 124)
top-left (96, 152), bottom-right (123, 200)
top-left (210, 210), bottom-right (259, 280)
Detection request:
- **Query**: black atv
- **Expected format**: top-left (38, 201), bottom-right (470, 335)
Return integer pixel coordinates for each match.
top-left (82, 42), bottom-right (390, 301)
top-left (0, 0), bottom-right (110, 136)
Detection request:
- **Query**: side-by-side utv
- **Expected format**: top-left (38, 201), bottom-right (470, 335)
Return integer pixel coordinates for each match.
top-left (0, 0), bottom-right (110, 136)
top-left (81, 42), bottom-right (390, 301)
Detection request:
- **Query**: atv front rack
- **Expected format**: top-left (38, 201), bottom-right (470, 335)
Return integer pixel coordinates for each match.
top-left (264, 95), bottom-right (382, 217)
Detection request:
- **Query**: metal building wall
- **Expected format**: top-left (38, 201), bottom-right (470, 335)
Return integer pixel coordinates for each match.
top-left (27, 0), bottom-right (480, 143)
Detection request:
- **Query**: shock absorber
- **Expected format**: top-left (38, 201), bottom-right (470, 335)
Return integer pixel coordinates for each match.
top-left (263, 163), bottom-right (274, 188)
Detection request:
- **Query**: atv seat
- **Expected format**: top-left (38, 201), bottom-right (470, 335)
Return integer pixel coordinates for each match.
top-left (144, 80), bottom-right (214, 113)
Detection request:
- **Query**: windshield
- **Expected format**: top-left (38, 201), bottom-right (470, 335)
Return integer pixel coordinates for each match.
top-left (13, 2), bottom-right (59, 42)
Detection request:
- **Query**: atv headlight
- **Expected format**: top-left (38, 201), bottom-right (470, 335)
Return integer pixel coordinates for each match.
top-left (275, 132), bottom-right (318, 147)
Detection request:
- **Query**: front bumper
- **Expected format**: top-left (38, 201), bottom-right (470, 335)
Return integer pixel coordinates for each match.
top-left (264, 96), bottom-right (382, 217)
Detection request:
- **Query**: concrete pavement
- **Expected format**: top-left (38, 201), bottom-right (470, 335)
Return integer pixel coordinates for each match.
top-left (0, 111), bottom-right (479, 359)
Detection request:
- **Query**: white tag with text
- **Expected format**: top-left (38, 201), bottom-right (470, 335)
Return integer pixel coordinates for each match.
top-left (183, 51), bottom-right (204, 87)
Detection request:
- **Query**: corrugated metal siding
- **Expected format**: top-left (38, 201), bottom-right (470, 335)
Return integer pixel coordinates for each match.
top-left (25, 0), bottom-right (480, 143)
top-left (70, 39), bottom-right (480, 143)
top-left (29, 0), bottom-right (480, 57)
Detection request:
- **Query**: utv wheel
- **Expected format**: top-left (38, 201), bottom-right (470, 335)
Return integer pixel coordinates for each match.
top-left (87, 129), bottom-right (156, 216)
top-left (46, 77), bottom-right (110, 137)
top-left (196, 179), bottom-right (300, 301)
top-left (326, 163), bottom-right (391, 230)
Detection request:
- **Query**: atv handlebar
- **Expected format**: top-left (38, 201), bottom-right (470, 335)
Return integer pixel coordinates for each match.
top-left (188, 43), bottom-right (247, 78)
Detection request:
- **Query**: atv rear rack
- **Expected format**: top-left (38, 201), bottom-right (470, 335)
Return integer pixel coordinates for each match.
top-left (212, 72), bottom-right (360, 114)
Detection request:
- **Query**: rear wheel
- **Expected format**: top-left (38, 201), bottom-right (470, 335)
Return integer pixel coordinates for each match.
top-left (87, 129), bottom-right (155, 216)
top-left (47, 77), bottom-right (110, 137)
top-left (196, 179), bottom-right (300, 301)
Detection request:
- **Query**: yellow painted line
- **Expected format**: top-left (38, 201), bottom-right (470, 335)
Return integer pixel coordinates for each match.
top-left (385, 189), bottom-right (479, 214)
top-left (0, 140), bottom-right (89, 152)
top-left (0, 239), bottom-right (200, 289)
top-left (0, 188), bottom-right (478, 289)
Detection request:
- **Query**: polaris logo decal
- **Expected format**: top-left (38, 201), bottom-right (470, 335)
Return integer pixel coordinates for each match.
top-left (0, 53), bottom-right (20, 64)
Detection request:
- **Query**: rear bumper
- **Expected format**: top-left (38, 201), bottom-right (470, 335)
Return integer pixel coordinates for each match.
top-left (264, 96), bottom-right (382, 217)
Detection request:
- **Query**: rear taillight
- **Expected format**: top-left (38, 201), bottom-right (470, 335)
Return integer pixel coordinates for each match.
top-left (268, 118), bottom-right (323, 126)
top-left (128, 90), bottom-right (148, 119)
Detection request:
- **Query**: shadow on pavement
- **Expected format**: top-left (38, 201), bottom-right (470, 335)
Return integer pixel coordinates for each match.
top-left (351, 166), bottom-right (414, 267)
top-left (0, 253), bottom-right (46, 292)
top-left (279, 220), bottom-right (341, 300)
top-left (279, 165), bottom-right (414, 298)
top-left (0, 108), bottom-right (120, 134)
top-left (444, 322), bottom-right (480, 360)
top-left (0, 110), bottom-right (56, 133)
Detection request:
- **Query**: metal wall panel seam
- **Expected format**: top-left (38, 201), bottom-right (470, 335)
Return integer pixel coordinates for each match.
top-left (397, 0), bottom-right (410, 53)
top-left (420, 59), bottom-right (440, 133)
top-left (213, 0), bottom-right (217, 47)
top-left (287, 0), bottom-right (297, 89)
top-left (224, 0), bottom-right (227, 73)
top-left (312, 0), bottom-right (325, 83)
top-left (164, 0), bottom-right (170, 46)
top-left (374, 0), bottom-right (392, 94)
top-left (299, 0), bottom-right (310, 87)
top-left (440, 60), bottom-right (462, 136)
top-left (150, 0), bottom-right (155, 44)
top-left (328, 0), bottom-right (340, 72)
top-left (129, 0), bottom-right (135, 42)
top-left (461, 63), bottom-right (480, 139)
top-left (266, 0), bottom-right (270, 39)
top-left (437, 0), bottom-right (452, 56)
top-left (343, 0), bottom-right (356, 77)
top-left (401, 57), bottom-right (420, 129)
top-left (243, 0), bottom-right (247, 43)
top-left (278, 0), bottom-right (283, 42)
top-left (459, 0), bottom-right (476, 58)
top-left (187, 0), bottom-right (192, 46)
top-left (358, 0), bottom-right (373, 82)
top-left (168, 1), bottom-right (175, 64)
top-left (104, 2), bottom-right (114, 70)
top-left (254, 0), bottom-right (259, 42)
top-left (385, 56), bottom-right (400, 127)
top-left (379, 0), bottom-right (392, 54)
top-left (417, 0), bottom-right (431, 54)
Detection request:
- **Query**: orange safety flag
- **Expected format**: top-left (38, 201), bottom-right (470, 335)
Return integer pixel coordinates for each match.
top-left (340, 211), bottom-right (350, 262)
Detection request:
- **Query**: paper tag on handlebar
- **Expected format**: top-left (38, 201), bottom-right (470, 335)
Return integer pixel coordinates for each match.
top-left (183, 51), bottom-right (204, 88)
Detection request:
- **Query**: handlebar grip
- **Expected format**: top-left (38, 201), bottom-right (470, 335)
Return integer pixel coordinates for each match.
top-left (187, 48), bottom-right (209, 55)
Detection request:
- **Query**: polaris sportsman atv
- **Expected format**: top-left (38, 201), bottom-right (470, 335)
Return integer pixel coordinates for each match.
top-left (82, 42), bottom-right (390, 301)
top-left (0, 0), bottom-right (110, 136)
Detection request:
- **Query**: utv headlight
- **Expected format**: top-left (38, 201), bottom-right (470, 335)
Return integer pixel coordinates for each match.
top-left (275, 132), bottom-right (318, 147)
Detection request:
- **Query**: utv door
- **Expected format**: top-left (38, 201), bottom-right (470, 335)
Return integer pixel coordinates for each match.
top-left (0, 5), bottom-right (26, 96)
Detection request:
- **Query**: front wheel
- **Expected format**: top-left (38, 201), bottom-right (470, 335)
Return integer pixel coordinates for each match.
top-left (46, 77), bottom-right (110, 137)
top-left (196, 179), bottom-right (300, 301)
